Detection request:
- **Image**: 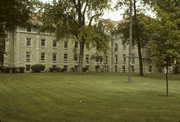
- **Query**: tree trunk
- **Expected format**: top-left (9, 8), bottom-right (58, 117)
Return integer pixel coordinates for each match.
top-left (0, 31), bottom-right (6, 65)
top-left (137, 42), bottom-right (144, 76)
top-left (133, 0), bottom-right (144, 76)
top-left (78, 41), bottom-right (84, 73)
top-left (128, 0), bottom-right (133, 82)
top-left (165, 65), bottom-right (169, 96)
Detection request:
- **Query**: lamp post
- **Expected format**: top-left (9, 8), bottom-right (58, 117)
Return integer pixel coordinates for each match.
top-left (128, 0), bottom-right (133, 82)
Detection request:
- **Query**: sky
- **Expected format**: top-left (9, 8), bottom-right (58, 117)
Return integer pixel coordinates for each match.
top-left (40, 0), bottom-right (155, 21)
top-left (41, 0), bottom-right (124, 21)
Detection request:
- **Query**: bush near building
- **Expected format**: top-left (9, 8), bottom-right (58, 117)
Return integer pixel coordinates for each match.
top-left (31, 64), bottom-right (45, 73)
top-left (11, 67), bottom-right (18, 73)
top-left (49, 67), bottom-right (61, 72)
top-left (2, 66), bottom-right (11, 73)
top-left (19, 67), bottom-right (25, 73)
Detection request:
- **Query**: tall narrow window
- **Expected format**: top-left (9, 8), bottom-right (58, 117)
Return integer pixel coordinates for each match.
top-left (132, 54), bottom-right (135, 64)
top-left (74, 54), bottom-right (78, 61)
top-left (148, 66), bottom-right (152, 72)
top-left (115, 66), bottom-right (117, 72)
top-left (131, 66), bottom-right (135, 72)
top-left (26, 38), bottom-right (31, 46)
top-left (53, 40), bottom-right (57, 47)
top-left (132, 40), bottom-right (135, 49)
top-left (123, 54), bottom-right (126, 63)
top-left (26, 52), bottom-right (31, 62)
top-left (41, 39), bottom-right (45, 47)
top-left (64, 65), bottom-right (68, 71)
top-left (86, 54), bottom-right (89, 63)
top-left (53, 53), bottom-right (57, 62)
top-left (115, 55), bottom-right (118, 63)
top-left (105, 56), bottom-right (108, 64)
top-left (41, 52), bottom-right (45, 61)
top-left (114, 43), bottom-right (118, 51)
top-left (26, 65), bottom-right (31, 71)
top-left (74, 42), bottom-right (78, 48)
top-left (64, 41), bottom-right (68, 48)
top-left (122, 66), bottom-right (126, 72)
top-left (64, 54), bottom-right (68, 61)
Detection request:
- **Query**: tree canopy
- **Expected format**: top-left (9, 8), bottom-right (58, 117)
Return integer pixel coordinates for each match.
top-left (42, 0), bottom-right (112, 73)
top-left (0, 0), bottom-right (35, 65)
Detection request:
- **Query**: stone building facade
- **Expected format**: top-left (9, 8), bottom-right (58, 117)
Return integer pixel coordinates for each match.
top-left (4, 23), bottom-right (156, 73)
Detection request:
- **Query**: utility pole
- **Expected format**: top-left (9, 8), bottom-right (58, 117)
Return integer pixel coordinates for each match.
top-left (128, 0), bottom-right (133, 82)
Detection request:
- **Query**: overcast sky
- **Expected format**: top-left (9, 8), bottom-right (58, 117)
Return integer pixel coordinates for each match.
top-left (41, 0), bottom-right (124, 21)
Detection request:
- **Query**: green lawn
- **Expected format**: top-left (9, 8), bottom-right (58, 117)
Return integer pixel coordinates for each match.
top-left (0, 73), bottom-right (179, 122)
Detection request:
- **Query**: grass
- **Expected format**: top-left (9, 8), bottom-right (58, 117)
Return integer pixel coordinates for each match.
top-left (0, 72), bottom-right (179, 122)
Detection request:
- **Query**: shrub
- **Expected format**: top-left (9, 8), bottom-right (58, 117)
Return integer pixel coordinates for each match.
top-left (49, 67), bottom-right (60, 72)
top-left (61, 68), bottom-right (67, 72)
top-left (70, 67), bottom-right (75, 72)
top-left (11, 67), bottom-right (18, 73)
top-left (19, 67), bottom-right (25, 73)
top-left (2, 66), bottom-right (11, 73)
top-left (0, 65), bottom-right (3, 72)
top-left (82, 67), bottom-right (88, 72)
top-left (31, 64), bottom-right (45, 73)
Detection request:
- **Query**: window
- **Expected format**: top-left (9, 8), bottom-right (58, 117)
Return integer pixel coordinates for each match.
top-left (26, 52), bottom-right (31, 62)
top-left (123, 54), bottom-right (126, 63)
top-left (105, 66), bottom-right (109, 72)
top-left (122, 66), bottom-right (126, 72)
top-left (86, 65), bottom-right (89, 70)
top-left (64, 54), bottom-right (68, 61)
top-left (132, 54), bottom-right (135, 64)
top-left (122, 43), bottom-right (126, 49)
top-left (41, 39), bottom-right (45, 47)
top-left (64, 65), bottom-right (68, 71)
top-left (27, 26), bottom-right (31, 32)
top-left (26, 38), bottom-right (31, 46)
top-left (64, 41), bottom-right (68, 48)
top-left (74, 42), bottom-right (78, 48)
top-left (148, 66), bottom-right (152, 72)
top-left (100, 57), bottom-right (103, 63)
top-left (131, 66), bottom-right (135, 72)
top-left (132, 40), bottom-right (135, 49)
top-left (41, 52), bottom-right (45, 61)
top-left (52, 65), bottom-right (57, 68)
top-left (95, 65), bottom-right (99, 72)
top-left (115, 66), bottom-right (117, 72)
top-left (115, 55), bottom-right (118, 63)
top-left (114, 43), bottom-right (118, 51)
top-left (53, 53), bottom-right (57, 62)
top-left (53, 40), bottom-right (57, 47)
top-left (86, 54), bottom-right (89, 63)
top-left (105, 56), bottom-right (108, 64)
top-left (74, 54), bottom-right (78, 61)
top-left (74, 65), bottom-right (78, 71)
top-left (26, 65), bottom-right (31, 71)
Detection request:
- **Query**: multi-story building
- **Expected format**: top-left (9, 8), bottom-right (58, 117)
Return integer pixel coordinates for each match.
top-left (3, 20), bottom-right (157, 73)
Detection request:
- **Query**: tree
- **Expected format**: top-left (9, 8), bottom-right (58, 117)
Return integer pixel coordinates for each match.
top-left (42, 0), bottom-right (111, 73)
top-left (0, 0), bottom-right (36, 65)
top-left (116, 0), bottom-right (152, 76)
top-left (148, 2), bottom-right (180, 96)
